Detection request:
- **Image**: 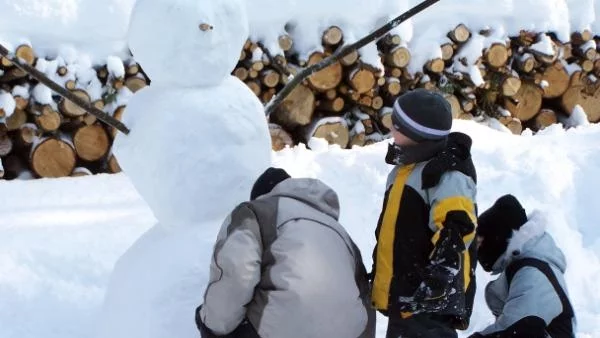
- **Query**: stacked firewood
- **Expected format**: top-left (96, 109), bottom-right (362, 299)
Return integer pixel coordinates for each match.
top-left (233, 25), bottom-right (600, 150)
top-left (0, 44), bottom-right (148, 179)
top-left (2, 25), bottom-right (600, 179)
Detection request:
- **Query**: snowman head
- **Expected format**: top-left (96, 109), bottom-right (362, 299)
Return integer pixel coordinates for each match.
top-left (128, 0), bottom-right (249, 87)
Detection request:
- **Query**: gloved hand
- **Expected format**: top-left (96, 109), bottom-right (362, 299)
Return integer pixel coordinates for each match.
top-left (398, 263), bottom-right (457, 313)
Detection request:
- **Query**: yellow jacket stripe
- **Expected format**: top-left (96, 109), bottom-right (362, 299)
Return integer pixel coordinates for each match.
top-left (431, 196), bottom-right (477, 289)
top-left (371, 164), bottom-right (415, 310)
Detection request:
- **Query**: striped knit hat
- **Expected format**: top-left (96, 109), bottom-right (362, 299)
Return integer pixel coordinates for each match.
top-left (391, 88), bottom-right (452, 142)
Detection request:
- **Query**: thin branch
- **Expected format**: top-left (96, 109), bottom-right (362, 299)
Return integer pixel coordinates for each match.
top-left (264, 0), bottom-right (441, 117)
top-left (0, 43), bottom-right (130, 135)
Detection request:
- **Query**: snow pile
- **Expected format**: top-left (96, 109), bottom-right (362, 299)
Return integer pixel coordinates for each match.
top-left (1, 121), bottom-right (600, 337)
top-left (2, 0), bottom-right (600, 70)
top-left (0, 0), bottom-right (136, 63)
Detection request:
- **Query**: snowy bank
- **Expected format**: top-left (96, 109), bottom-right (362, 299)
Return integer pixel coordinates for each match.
top-left (1, 121), bottom-right (600, 337)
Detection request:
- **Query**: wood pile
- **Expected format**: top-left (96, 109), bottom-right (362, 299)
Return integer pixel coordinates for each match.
top-left (232, 25), bottom-right (600, 150)
top-left (2, 25), bottom-right (600, 179)
top-left (0, 44), bottom-right (147, 179)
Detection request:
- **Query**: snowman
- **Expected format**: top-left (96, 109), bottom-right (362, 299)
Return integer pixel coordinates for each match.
top-left (96, 0), bottom-right (271, 337)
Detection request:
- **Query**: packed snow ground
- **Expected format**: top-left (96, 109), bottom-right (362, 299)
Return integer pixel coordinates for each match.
top-left (1, 121), bottom-right (600, 337)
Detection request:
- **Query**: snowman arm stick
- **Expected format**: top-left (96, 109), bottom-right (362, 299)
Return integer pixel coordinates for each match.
top-left (264, 0), bottom-right (441, 117)
top-left (0, 43), bottom-right (131, 135)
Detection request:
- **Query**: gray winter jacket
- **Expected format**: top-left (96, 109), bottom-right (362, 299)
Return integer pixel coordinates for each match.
top-left (199, 178), bottom-right (375, 338)
top-left (479, 211), bottom-right (576, 337)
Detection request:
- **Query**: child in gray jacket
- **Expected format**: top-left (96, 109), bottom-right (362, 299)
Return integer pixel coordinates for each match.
top-left (469, 194), bottom-right (576, 338)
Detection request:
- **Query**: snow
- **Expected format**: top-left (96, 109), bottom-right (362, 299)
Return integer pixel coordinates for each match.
top-left (0, 90), bottom-right (16, 117)
top-left (531, 34), bottom-right (556, 56)
top-left (561, 105), bottom-right (592, 129)
top-left (31, 84), bottom-right (52, 105)
top-left (11, 85), bottom-right (30, 99)
top-left (2, 121), bottom-right (600, 337)
top-left (106, 56), bottom-right (125, 79)
top-left (1, 0), bottom-right (599, 70)
top-left (127, 0), bottom-right (249, 87)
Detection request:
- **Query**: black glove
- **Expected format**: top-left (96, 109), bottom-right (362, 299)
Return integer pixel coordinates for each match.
top-left (399, 263), bottom-right (457, 313)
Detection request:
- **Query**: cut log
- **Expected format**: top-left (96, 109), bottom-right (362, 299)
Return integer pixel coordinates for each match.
top-left (379, 107), bottom-right (393, 131)
top-left (444, 93), bottom-right (463, 118)
top-left (580, 59), bottom-right (594, 73)
top-left (371, 96), bottom-right (384, 110)
top-left (515, 53), bottom-right (536, 73)
top-left (273, 84), bottom-right (315, 127)
top-left (383, 77), bottom-right (402, 96)
top-left (384, 46), bottom-right (411, 68)
top-left (338, 84), bottom-right (361, 102)
top-left (248, 69), bottom-right (259, 79)
top-left (305, 117), bottom-right (349, 148)
top-left (540, 61), bottom-right (569, 98)
top-left (441, 43), bottom-right (455, 61)
top-left (18, 123), bottom-right (39, 147)
top-left (0, 67), bottom-right (27, 83)
top-left (347, 66), bottom-right (376, 94)
top-left (349, 121), bottom-right (366, 148)
top-left (261, 70), bottom-right (281, 88)
top-left (322, 26), bottom-right (343, 46)
top-left (111, 106), bottom-right (126, 138)
top-left (460, 97), bottom-right (476, 113)
top-left (458, 112), bottom-right (474, 120)
top-left (340, 50), bottom-right (359, 66)
top-left (531, 41), bottom-right (558, 65)
top-left (245, 81), bottom-right (261, 96)
top-left (306, 52), bottom-right (343, 91)
top-left (560, 72), bottom-right (600, 122)
top-left (59, 89), bottom-right (91, 117)
top-left (501, 75), bottom-right (522, 97)
top-left (30, 138), bottom-right (76, 178)
top-left (234, 67), bottom-right (249, 81)
top-left (97, 67), bottom-right (109, 81)
top-left (35, 106), bottom-right (62, 132)
top-left (0, 126), bottom-right (13, 156)
top-left (15, 44), bottom-right (35, 66)
top-left (358, 95), bottom-right (372, 108)
top-left (1, 56), bottom-right (12, 67)
top-left (107, 154), bottom-right (122, 173)
top-left (425, 58), bottom-right (445, 74)
top-left (126, 64), bottom-right (140, 77)
top-left (385, 67), bottom-right (402, 78)
top-left (278, 34), bottom-right (293, 52)
top-left (532, 109), bottom-right (558, 131)
top-left (125, 77), bottom-right (147, 93)
top-left (65, 80), bottom-right (77, 90)
top-left (325, 89), bottom-right (337, 100)
top-left (318, 97), bottom-right (345, 113)
top-left (14, 95), bottom-right (29, 110)
top-left (499, 116), bottom-right (523, 135)
top-left (504, 82), bottom-right (543, 121)
top-left (383, 34), bottom-right (402, 47)
top-left (574, 41), bottom-right (597, 60)
top-left (57, 66), bottom-right (68, 76)
top-left (571, 30), bottom-right (593, 46)
top-left (485, 43), bottom-right (509, 68)
top-left (113, 78), bottom-right (125, 90)
top-left (73, 124), bottom-right (110, 161)
top-left (261, 88), bottom-right (276, 104)
top-left (269, 123), bottom-right (294, 151)
top-left (448, 24), bottom-right (471, 44)
top-left (5, 108), bottom-right (27, 131)
top-left (71, 167), bottom-right (93, 177)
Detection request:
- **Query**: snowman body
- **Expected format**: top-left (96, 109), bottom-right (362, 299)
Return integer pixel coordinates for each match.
top-left (97, 0), bottom-right (271, 336)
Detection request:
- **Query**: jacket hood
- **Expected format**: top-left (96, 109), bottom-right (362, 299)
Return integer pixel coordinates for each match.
top-left (492, 210), bottom-right (567, 274)
top-left (263, 178), bottom-right (340, 220)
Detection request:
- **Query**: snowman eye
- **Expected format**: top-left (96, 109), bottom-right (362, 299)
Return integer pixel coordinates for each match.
top-left (199, 23), bottom-right (213, 31)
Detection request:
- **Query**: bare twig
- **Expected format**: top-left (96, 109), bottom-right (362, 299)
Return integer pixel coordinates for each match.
top-left (264, 0), bottom-right (441, 117)
top-left (0, 43), bottom-right (130, 135)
